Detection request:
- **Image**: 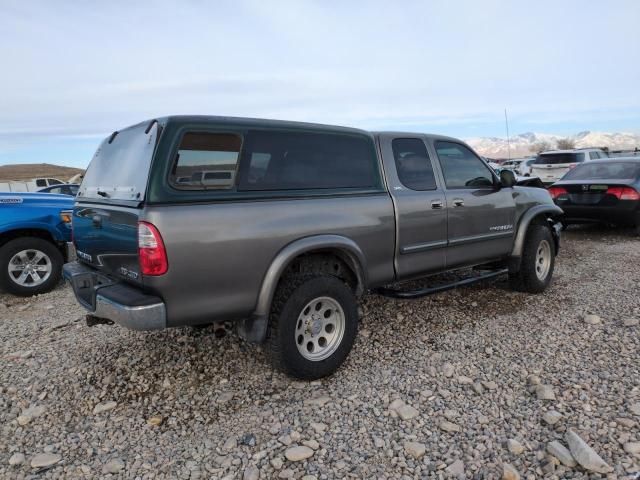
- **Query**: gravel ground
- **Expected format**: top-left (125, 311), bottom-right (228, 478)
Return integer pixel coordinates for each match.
top-left (1, 225), bottom-right (639, 479)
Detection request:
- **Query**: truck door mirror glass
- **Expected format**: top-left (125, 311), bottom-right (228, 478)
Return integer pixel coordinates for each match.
top-left (499, 169), bottom-right (516, 188)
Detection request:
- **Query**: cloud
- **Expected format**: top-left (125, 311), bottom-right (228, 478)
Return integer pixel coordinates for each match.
top-left (0, 0), bottom-right (639, 165)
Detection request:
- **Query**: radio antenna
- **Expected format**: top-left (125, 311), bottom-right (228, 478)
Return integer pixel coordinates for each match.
top-left (504, 108), bottom-right (511, 160)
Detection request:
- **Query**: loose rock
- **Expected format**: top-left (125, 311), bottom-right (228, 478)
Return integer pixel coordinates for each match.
top-left (535, 384), bottom-right (556, 400)
top-left (243, 465), bottom-right (259, 480)
top-left (542, 410), bottom-right (562, 425)
top-left (404, 441), bottom-right (426, 459)
top-left (502, 463), bottom-right (520, 480)
top-left (9, 453), bottom-right (25, 466)
top-left (446, 459), bottom-right (464, 476)
top-left (583, 314), bottom-right (601, 324)
top-left (92, 401), bottom-right (117, 414)
top-left (31, 453), bottom-right (61, 468)
top-left (506, 439), bottom-right (525, 455)
top-left (547, 440), bottom-right (577, 467)
top-left (624, 442), bottom-right (640, 454)
top-left (439, 420), bottom-right (461, 432)
top-left (284, 445), bottom-right (314, 462)
top-left (102, 458), bottom-right (124, 474)
top-left (565, 429), bottom-right (613, 473)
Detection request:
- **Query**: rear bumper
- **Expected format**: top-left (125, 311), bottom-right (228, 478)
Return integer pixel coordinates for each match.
top-left (62, 261), bottom-right (166, 331)
top-left (558, 204), bottom-right (639, 225)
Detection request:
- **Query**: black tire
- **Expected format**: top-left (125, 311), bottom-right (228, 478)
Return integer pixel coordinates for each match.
top-left (267, 274), bottom-right (358, 380)
top-left (0, 237), bottom-right (63, 296)
top-left (509, 224), bottom-right (555, 294)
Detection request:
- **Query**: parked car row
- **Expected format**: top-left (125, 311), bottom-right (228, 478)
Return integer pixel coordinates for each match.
top-left (548, 158), bottom-right (640, 234)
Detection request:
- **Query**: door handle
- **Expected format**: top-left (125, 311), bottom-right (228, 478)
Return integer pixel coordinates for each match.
top-left (431, 200), bottom-right (443, 209)
top-left (452, 198), bottom-right (465, 207)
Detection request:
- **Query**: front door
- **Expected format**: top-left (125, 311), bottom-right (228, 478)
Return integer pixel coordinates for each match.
top-left (378, 134), bottom-right (447, 279)
top-left (431, 140), bottom-right (516, 268)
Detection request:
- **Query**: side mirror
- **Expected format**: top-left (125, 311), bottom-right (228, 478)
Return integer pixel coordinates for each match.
top-left (499, 169), bottom-right (517, 188)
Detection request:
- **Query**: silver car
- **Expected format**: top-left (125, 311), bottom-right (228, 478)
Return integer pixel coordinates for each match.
top-left (531, 149), bottom-right (608, 185)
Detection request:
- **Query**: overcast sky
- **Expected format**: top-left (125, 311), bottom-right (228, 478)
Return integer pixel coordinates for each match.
top-left (1, 0), bottom-right (639, 167)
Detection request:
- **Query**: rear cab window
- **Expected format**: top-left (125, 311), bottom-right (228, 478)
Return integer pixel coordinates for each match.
top-left (79, 121), bottom-right (159, 203)
top-left (391, 138), bottom-right (437, 190)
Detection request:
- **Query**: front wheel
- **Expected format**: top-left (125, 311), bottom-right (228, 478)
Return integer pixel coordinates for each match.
top-left (509, 224), bottom-right (555, 293)
top-left (0, 237), bottom-right (63, 296)
top-left (267, 275), bottom-right (358, 380)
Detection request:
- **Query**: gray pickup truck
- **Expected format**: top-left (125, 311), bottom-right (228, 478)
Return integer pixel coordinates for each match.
top-left (63, 116), bottom-right (562, 379)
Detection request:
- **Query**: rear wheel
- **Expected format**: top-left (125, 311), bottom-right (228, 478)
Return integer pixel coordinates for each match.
top-left (509, 224), bottom-right (555, 293)
top-left (267, 274), bottom-right (358, 380)
top-left (0, 237), bottom-right (63, 296)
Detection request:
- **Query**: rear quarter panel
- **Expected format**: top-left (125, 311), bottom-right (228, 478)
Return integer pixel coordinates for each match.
top-left (142, 194), bottom-right (395, 326)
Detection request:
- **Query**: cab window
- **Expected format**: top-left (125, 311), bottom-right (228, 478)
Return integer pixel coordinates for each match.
top-left (391, 138), bottom-right (437, 190)
top-left (435, 141), bottom-right (495, 189)
top-left (170, 132), bottom-right (241, 190)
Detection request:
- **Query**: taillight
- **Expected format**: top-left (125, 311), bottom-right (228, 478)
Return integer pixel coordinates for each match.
top-left (606, 186), bottom-right (640, 201)
top-left (138, 221), bottom-right (168, 276)
top-left (548, 186), bottom-right (568, 199)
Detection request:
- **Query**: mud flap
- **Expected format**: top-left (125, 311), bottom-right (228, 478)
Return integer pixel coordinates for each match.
top-left (236, 314), bottom-right (268, 343)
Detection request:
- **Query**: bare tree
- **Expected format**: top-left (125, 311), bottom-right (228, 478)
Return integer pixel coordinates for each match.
top-left (529, 141), bottom-right (551, 154)
top-left (556, 138), bottom-right (576, 150)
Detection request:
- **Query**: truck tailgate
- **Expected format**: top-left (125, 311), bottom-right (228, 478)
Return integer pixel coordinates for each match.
top-left (73, 203), bottom-right (142, 284)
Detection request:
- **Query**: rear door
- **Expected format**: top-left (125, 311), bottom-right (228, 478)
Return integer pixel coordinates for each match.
top-left (378, 134), bottom-right (447, 278)
top-left (432, 140), bottom-right (516, 268)
top-left (73, 121), bottom-right (159, 284)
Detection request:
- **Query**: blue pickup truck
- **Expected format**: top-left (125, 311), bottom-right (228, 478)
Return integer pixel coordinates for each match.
top-left (0, 192), bottom-right (73, 296)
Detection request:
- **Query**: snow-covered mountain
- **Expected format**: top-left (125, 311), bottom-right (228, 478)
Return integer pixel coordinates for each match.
top-left (466, 131), bottom-right (640, 159)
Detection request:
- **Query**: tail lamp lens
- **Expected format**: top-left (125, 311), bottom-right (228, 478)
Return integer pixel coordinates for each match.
top-left (606, 186), bottom-right (640, 200)
top-left (548, 186), bottom-right (568, 199)
top-left (138, 221), bottom-right (168, 275)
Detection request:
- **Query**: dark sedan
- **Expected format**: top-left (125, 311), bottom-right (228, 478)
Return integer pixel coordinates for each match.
top-left (548, 158), bottom-right (640, 234)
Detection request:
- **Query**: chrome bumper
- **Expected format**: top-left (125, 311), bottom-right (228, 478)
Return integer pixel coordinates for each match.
top-left (63, 262), bottom-right (166, 331)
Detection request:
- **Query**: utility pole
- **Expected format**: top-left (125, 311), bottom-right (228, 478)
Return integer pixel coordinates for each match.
top-left (504, 108), bottom-right (511, 160)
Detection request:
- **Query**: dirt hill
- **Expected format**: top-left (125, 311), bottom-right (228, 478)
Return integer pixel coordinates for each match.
top-left (0, 163), bottom-right (84, 183)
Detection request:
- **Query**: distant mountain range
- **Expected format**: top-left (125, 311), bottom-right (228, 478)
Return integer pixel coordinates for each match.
top-left (466, 131), bottom-right (640, 159)
top-left (0, 163), bottom-right (84, 183)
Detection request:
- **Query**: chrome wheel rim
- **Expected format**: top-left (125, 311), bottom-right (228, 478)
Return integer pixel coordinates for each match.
top-left (295, 296), bottom-right (345, 361)
top-left (8, 249), bottom-right (52, 287)
top-left (535, 240), bottom-right (551, 281)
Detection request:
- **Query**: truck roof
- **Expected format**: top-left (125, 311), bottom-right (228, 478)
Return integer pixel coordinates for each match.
top-left (372, 131), bottom-right (464, 143)
top-left (156, 115), bottom-right (372, 136)
top-left (115, 116), bottom-right (464, 142)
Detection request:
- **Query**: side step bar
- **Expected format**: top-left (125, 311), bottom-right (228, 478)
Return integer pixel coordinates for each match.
top-left (375, 268), bottom-right (508, 299)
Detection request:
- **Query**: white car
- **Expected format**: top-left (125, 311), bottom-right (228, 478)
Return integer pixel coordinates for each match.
top-left (530, 149), bottom-right (608, 185)
top-left (500, 158), bottom-right (525, 172)
top-left (518, 158), bottom-right (537, 176)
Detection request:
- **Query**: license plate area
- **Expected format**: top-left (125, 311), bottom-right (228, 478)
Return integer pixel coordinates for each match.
top-left (70, 270), bottom-right (114, 311)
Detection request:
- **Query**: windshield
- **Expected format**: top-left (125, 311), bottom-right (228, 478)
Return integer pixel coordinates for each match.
top-left (535, 152), bottom-right (585, 165)
top-left (562, 162), bottom-right (640, 180)
top-left (78, 122), bottom-right (158, 201)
